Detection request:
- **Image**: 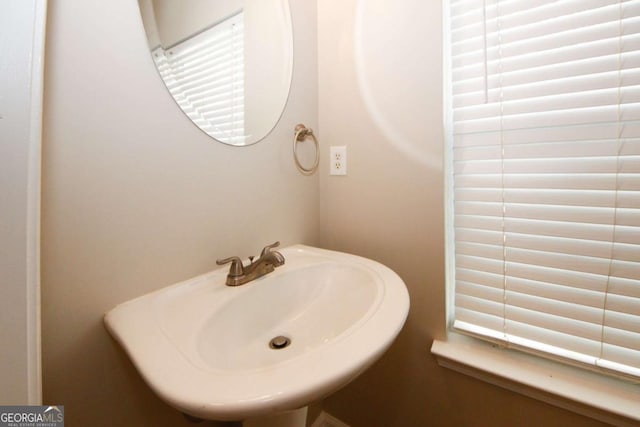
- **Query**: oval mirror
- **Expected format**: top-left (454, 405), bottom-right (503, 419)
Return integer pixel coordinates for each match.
top-left (137, 0), bottom-right (293, 146)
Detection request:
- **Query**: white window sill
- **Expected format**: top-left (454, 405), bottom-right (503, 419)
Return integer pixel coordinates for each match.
top-left (431, 333), bottom-right (640, 427)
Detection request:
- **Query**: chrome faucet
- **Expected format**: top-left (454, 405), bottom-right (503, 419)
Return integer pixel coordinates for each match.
top-left (216, 241), bottom-right (285, 286)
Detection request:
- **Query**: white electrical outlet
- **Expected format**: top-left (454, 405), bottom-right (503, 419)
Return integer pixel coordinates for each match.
top-left (330, 146), bottom-right (347, 175)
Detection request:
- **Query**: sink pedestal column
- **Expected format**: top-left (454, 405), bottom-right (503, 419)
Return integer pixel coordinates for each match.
top-left (244, 407), bottom-right (307, 427)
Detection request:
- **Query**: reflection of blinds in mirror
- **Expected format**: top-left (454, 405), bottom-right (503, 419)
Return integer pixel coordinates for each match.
top-left (152, 12), bottom-right (245, 144)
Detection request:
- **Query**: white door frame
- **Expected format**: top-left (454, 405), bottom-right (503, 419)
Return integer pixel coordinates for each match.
top-left (0, 0), bottom-right (46, 404)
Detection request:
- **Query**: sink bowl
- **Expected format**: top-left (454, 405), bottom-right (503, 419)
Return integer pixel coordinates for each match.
top-left (104, 245), bottom-right (409, 421)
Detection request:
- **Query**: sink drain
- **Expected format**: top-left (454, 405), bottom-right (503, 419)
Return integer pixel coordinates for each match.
top-left (269, 335), bottom-right (291, 349)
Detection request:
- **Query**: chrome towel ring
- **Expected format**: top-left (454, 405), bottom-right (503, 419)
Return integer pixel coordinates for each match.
top-left (293, 124), bottom-right (319, 174)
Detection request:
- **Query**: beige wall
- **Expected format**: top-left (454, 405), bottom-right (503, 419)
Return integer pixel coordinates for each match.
top-left (318, 1), bottom-right (610, 427)
top-left (41, 0), bottom-right (317, 425)
top-left (41, 0), bottom-right (619, 426)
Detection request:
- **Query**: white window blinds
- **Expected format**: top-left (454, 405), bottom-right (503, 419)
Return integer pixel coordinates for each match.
top-left (153, 12), bottom-right (245, 144)
top-left (447, 0), bottom-right (640, 380)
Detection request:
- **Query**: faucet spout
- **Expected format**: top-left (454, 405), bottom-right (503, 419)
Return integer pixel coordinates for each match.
top-left (217, 242), bottom-right (285, 287)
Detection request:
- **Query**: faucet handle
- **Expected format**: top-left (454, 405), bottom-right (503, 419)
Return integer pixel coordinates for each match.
top-left (216, 256), bottom-right (244, 276)
top-left (260, 241), bottom-right (281, 257)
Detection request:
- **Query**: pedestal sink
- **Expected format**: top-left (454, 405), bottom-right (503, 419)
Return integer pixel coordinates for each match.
top-left (104, 245), bottom-right (409, 425)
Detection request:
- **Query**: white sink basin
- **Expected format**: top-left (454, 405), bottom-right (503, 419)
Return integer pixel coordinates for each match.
top-left (104, 245), bottom-right (409, 421)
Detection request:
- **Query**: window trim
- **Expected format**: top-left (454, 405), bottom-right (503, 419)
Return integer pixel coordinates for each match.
top-left (431, 333), bottom-right (640, 426)
top-left (439, 1), bottom-right (640, 424)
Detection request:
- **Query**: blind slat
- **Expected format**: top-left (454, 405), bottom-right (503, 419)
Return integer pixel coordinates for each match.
top-left (153, 12), bottom-right (245, 143)
top-left (448, 0), bottom-right (640, 380)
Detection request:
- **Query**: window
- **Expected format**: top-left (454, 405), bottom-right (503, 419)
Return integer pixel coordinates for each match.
top-left (153, 12), bottom-right (245, 144)
top-left (446, 0), bottom-right (640, 381)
